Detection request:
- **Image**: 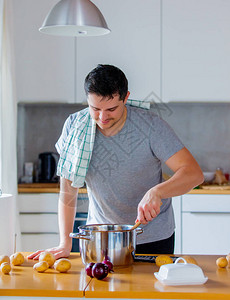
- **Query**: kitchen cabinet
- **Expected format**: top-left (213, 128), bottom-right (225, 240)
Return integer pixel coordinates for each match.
top-left (12, 0), bottom-right (161, 104)
top-left (18, 193), bottom-right (59, 251)
top-left (181, 194), bottom-right (230, 254)
top-left (76, 0), bottom-right (161, 103)
top-left (12, 0), bottom-right (230, 104)
top-left (18, 186), bottom-right (230, 255)
top-left (0, 194), bottom-right (14, 255)
top-left (18, 191), bottom-right (89, 252)
top-left (162, 0), bottom-right (230, 102)
top-left (12, 0), bottom-right (75, 103)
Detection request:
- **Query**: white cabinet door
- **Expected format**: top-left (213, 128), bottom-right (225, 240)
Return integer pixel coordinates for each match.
top-left (182, 212), bottom-right (230, 255)
top-left (21, 233), bottom-right (59, 252)
top-left (172, 196), bottom-right (182, 254)
top-left (18, 192), bottom-right (89, 252)
top-left (162, 0), bottom-right (230, 102)
top-left (12, 0), bottom-right (75, 103)
top-left (76, 0), bottom-right (161, 103)
top-left (182, 194), bottom-right (230, 254)
top-left (20, 214), bottom-right (58, 233)
top-left (18, 193), bottom-right (58, 213)
top-left (18, 192), bottom-right (89, 213)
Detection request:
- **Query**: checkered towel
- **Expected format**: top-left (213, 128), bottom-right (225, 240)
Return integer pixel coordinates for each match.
top-left (56, 99), bottom-right (150, 187)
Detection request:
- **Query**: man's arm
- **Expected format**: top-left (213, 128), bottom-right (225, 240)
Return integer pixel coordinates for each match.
top-left (58, 177), bottom-right (78, 253)
top-left (136, 147), bottom-right (204, 224)
top-left (27, 177), bottom-right (78, 260)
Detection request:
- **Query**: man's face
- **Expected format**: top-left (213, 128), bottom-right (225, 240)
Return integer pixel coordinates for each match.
top-left (87, 92), bottom-right (130, 135)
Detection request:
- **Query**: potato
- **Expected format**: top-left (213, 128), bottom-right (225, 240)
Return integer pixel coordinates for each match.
top-left (1, 262), bottom-right (11, 274)
top-left (216, 257), bottom-right (228, 268)
top-left (0, 255), bottom-right (10, 265)
top-left (155, 255), bottom-right (173, 267)
top-left (226, 254), bottom-right (230, 267)
top-left (10, 252), bottom-right (25, 266)
top-left (178, 256), bottom-right (198, 265)
top-left (33, 261), bottom-right (49, 273)
top-left (54, 258), bottom-right (71, 273)
top-left (39, 251), bottom-right (55, 267)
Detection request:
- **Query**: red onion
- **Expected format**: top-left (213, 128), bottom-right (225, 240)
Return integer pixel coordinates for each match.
top-left (92, 263), bottom-right (109, 280)
top-left (102, 259), bottom-right (114, 272)
top-left (85, 262), bottom-right (95, 278)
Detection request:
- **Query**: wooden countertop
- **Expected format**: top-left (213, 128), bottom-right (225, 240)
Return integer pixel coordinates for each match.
top-left (18, 183), bottom-right (87, 194)
top-left (18, 183), bottom-right (230, 195)
top-left (1, 253), bottom-right (230, 299)
top-left (188, 188), bottom-right (230, 195)
top-left (85, 255), bottom-right (230, 299)
top-left (0, 252), bottom-right (88, 297)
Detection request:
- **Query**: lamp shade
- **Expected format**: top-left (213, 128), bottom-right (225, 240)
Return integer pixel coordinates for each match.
top-left (39, 0), bottom-right (110, 37)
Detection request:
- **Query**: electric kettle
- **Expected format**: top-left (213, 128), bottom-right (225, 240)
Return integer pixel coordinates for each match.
top-left (38, 152), bottom-right (58, 182)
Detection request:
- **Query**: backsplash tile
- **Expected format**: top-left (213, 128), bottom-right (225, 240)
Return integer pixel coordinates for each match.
top-left (17, 102), bottom-right (230, 180)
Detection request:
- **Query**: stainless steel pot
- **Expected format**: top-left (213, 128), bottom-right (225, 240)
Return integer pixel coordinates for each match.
top-left (70, 224), bottom-right (143, 267)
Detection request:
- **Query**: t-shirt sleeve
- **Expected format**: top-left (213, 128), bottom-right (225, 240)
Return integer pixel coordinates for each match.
top-left (150, 115), bottom-right (184, 162)
top-left (55, 115), bottom-right (73, 154)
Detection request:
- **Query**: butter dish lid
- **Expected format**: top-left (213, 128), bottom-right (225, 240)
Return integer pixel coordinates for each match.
top-left (154, 257), bottom-right (208, 286)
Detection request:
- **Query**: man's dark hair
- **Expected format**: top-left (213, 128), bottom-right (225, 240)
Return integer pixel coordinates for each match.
top-left (84, 64), bottom-right (128, 101)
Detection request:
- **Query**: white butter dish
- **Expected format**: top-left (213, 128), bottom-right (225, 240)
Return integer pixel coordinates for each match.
top-left (154, 257), bottom-right (208, 286)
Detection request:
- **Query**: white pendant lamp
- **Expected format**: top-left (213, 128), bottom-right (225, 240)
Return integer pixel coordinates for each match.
top-left (39, 0), bottom-right (110, 37)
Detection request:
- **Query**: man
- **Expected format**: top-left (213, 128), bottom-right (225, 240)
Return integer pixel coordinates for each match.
top-left (28, 64), bottom-right (203, 260)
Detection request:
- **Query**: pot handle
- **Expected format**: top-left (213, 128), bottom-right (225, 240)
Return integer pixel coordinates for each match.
top-left (69, 232), bottom-right (91, 240)
top-left (136, 228), bottom-right (143, 235)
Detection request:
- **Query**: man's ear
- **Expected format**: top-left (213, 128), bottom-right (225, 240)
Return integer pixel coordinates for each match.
top-left (123, 91), bottom-right (130, 104)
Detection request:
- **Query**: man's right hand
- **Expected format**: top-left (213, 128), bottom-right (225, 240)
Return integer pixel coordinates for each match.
top-left (27, 245), bottom-right (71, 260)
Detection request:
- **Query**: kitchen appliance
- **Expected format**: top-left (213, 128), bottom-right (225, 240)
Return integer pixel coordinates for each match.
top-left (70, 224), bottom-right (143, 267)
top-left (38, 152), bottom-right (58, 183)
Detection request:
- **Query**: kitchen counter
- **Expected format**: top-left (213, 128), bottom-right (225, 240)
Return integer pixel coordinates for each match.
top-left (1, 253), bottom-right (230, 299)
top-left (18, 183), bottom-right (230, 195)
top-left (187, 188), bottom-right (230, 195)
top-left (18, 183), bottom-right (87, 194)
top-left (0, 252), bottom-right (86, 298)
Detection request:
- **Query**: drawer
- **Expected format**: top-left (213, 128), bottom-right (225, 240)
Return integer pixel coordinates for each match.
top-left (182, 194), bottom-right (230, 212)
top-left (18, 194), bottom-right (58, 213)
top-left (182, 212), bottom-right (230, 254)
top-left (19, 193), bottom-right (89, 213)
top-left (21, 233), bottom-right (59, 252)
top-left (20, 213), bottom-right (58, 233)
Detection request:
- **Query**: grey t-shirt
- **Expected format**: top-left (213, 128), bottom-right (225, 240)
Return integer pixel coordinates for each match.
top-left (56, 105), bottom-right (184, 244)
